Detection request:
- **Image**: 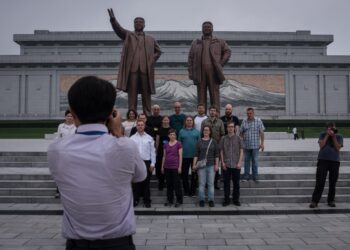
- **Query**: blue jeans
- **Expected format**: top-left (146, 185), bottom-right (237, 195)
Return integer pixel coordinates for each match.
top-left (198, 166), bottom-right (215, 202)
top-left (243, 149), bottom-right (259, 179)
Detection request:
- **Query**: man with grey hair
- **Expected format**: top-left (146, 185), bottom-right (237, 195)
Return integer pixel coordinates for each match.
top-left (146, 104), bottom-right (163, 140)
top-left (188, 21), bottom-right (231, 112)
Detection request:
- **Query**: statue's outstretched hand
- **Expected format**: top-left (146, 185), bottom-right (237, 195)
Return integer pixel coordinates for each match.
top-left (107, 8), bottom-right (116, 20)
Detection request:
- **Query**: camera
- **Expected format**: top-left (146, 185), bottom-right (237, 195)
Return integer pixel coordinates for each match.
top-left (330, 128), bottom-right (338, 134)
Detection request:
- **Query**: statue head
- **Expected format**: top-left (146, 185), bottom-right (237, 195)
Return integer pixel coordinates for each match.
top-left (134, 17), bottom-right (145, 32)
top-left (202, 21), bottom-right (213, 36)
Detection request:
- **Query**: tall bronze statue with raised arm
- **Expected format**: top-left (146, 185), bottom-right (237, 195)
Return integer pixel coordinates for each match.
top-left (108, 8), bottom-right (162, 116)
top-left (188, 21), bottom-right (231, 112)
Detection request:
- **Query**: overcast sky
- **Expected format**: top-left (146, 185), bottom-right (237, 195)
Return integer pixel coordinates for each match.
top-left (0, 0), bottom-right (349, 55)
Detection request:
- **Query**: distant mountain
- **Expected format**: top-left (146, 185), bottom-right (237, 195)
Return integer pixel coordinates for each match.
top-left (114, 79), bottom-right (285, 112)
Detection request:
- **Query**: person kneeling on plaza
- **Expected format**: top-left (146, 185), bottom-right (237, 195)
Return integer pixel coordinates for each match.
top-left (193, 125), bottom-right (219, 207)
top-left (130, 119), bottom-right (156, 208)
top-left (161, 129), bottom-right (183, 207)
top-left (310, 122), bottom-right (343, 208)
top-left (220, 121), bottom-right (244, 207)
top-left (48, 76), bottom-right (146, 250)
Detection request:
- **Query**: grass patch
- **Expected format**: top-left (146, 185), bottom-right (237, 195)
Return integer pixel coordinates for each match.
top-left (0, 128), bottom-right (57, 139)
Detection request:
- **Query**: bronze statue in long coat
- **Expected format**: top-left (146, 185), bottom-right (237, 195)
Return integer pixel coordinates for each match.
top-left (108, 9), bottom-right (162, 116)
top-left (188, 21), bottom-right (231, 112)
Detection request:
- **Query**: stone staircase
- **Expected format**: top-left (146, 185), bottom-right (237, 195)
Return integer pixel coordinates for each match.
top-left (0, 151), bottom-right (350, 204)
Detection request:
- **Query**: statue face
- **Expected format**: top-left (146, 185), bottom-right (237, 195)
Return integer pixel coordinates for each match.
top-left (202, 23), bottom-right (213, 36)
top-left (134, 18), bottom-right (145, 32)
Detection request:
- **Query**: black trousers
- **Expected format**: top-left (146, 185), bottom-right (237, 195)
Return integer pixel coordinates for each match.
top-left (165, 168), bottom-right (183, 203)
top-left (311, 159), bottom-right (340, 203)
top-left (133, 160), bottom-right (151, 204)
top-left (181, 158), bottom-right (197, 195)
top-left (155, 154), bottom-right (165, 190)
top-left (223, 168), bottom-right (241, 202)
top-left (66, 235), bottom-right (135, 250)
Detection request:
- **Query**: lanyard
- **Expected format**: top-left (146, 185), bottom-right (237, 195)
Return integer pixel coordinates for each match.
top-left (76, 131), bottom-right (107, 136)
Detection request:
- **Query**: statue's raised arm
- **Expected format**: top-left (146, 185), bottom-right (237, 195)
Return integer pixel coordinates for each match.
top-left (107, 8), bottom-right (127, 40)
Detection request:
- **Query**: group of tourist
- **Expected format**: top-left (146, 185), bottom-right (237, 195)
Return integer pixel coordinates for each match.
top-left (115, 101), bottom-right (265, 208)
top-left (50, 76), bottom-right (344, 250)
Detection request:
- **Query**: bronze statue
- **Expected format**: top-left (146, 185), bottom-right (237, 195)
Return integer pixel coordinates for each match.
top-left (108, 8), bottom-right (162, 116)
top-left (188, 21), bottom-right (231, 112)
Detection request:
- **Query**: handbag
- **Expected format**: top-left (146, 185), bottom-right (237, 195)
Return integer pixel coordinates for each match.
top-left (196, 139), bottom-right (212, 169)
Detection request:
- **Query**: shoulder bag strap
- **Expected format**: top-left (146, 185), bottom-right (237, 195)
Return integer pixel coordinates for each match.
top-left (204, 139), bottom-right (213, 160)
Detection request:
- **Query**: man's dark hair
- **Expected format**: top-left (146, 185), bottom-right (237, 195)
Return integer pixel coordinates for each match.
top-left (227, 121), bottom-right (235, 127)
top-left (64, 110), bottom-right (71, 116)
top-left (247, 107), bottom-right (255, 112)
top-left (197, 103), bottom-right (205, 108)
top-left (168, 128), bottom-right (176, 135)
top-left (68, 76), bottom-right (116, 124)
top-left (326, 121), bottom-right (336, 128)
top-left (209, 105), bottom-right (218, 111)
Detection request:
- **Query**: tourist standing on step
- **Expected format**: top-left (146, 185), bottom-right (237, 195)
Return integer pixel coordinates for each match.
top-left (240, 107), bottom-right (265, 182)
top-left (161, 129), bottom-right (183, 207)
top-left (220, 121), bottom-right (244, 207)
top-left (179, 116), bottom-right (201, 197)
top-left (220, 104), bottom-right (240, 135)
top-left (55, 110), bottom-right (77, 198)
top-left (146, 104), bottom-right (163, 140)
top-left (309, 122), bottom-right (343, 208)
top-left (170, 101), bottom-right (186, 136)
top-left (201, 105), bottom-right (225, 190)
top-left (56, 110), bottom-right (76, 138)
top-left (194, 103), bottom-right (208, 132)
top-left (130, 119), bottom-right (156, 208)
top-left (193, 125), bottom-right (219, 207)
top-left (48, 76), bottom-right (146, 250)
top-left (155, 116), bottom-right (171, 191)
top-left (122, 109), bottom-right (137, 137)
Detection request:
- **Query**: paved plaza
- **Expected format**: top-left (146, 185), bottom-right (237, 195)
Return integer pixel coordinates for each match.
top-left (0, 138), bottom-right (349, 249)
top-left (0, 214), bottom-right (349, 250)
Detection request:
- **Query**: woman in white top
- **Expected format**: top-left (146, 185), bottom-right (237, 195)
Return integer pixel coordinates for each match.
top-left (55, 110), bottom-right (76, 198)
top-left (57, 110), bottom-right (76, 138)
top-left (122, 109), bottom-right (137, 137)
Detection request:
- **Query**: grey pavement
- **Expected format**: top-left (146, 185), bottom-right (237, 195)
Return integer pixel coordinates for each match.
top-left (1, 202), bottom-right (350, 216)
top-left (0, 138), bottom-right (349, 152)
top-left (0, 214), bottom-right (349, 250)
top-left (1, 138), bottom-right (349, 249)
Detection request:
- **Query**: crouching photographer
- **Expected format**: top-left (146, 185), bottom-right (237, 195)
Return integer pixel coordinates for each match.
top-left (310, 122), bottom-right (343, 208)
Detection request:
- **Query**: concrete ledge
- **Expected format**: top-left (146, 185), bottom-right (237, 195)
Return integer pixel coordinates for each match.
top-left (264, 132), bottom-right (292, 140)
top-left (0, 203), bottom-right (349, 216)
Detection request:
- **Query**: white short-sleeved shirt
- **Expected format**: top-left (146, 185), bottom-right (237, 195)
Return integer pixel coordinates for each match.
top-left (57, 123), bottom-right (76, 138)
top-left (48, 123), bottom-right (147, 240)
top-left (194, 115), bottom-right (208, 132)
